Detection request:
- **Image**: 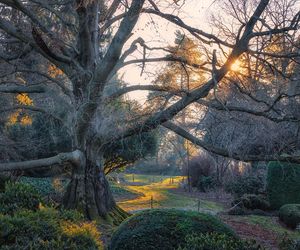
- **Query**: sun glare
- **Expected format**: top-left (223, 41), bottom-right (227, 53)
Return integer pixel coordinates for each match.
top-left (230, 60), bottom-right (242, 72)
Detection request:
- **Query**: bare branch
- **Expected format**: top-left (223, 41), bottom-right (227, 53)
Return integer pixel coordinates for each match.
top-left (163, 121), bottom-right (300, 163)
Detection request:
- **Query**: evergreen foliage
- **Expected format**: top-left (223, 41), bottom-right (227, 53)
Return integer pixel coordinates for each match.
top-left (267, 162), bottom-right (300, 209)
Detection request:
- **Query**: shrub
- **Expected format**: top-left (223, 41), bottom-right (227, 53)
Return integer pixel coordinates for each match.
top-left (225, 174), bottom-right (265, 198)
top-left (278, 235), bottom-right (300, 250)
top-left (19, 177), bottom-right (57, 197)
top-left (0, 174), bottom-right (10, 192)
top-left (279, 204), bottom-right (300, 229)
top-left (0, 208), bottom-right (103, 249)
top-left (110, 209), bottom-right (237, 250)
top-left (189, 154), bottom-right (215, 188)
top-left (267, 161), bottom-right (300, 209)
top-left (227, 206), bottom-right (247, 216)
top-left (234, 194), bottom-right (270, 211)
top-left (19, 177), bottom-right (69, 205)
top-left (197, 175), bottom-right (219, 192)
top-left (178, 233), bottom-right (263, 250)
top-left (0, 182), bottom-right (41, 214)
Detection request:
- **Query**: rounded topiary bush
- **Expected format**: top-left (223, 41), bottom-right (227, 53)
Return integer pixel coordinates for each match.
top-left (279, 204), bottom-right (300, 229)
top-left (0, 208), bottom-right (103, 249)
top-left (0, 182), bottom-right (42, 214)
top-left (110, 209), bottom-right (237, 250)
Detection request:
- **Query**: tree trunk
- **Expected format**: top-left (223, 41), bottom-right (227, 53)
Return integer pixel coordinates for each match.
top-left (63, 152), bottom-right (129, 224)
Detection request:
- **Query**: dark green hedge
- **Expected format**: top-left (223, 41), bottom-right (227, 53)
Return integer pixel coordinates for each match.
top-left (110, 209), bottom-right (237, 250)
top-left (266, 161), bottom-right (300, 209)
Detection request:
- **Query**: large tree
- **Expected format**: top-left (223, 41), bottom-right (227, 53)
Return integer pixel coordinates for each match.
top-left (0, 0), bottom-right (299, 220)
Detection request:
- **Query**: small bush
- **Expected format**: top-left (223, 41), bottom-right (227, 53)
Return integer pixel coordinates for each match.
top-left (279, 204), bottom-right (300, 229)
top-left (197, 175), bottom-right (219, 192)
top-left (178, 233), bottom-right (263, 250)
top-left (110, 209), bottom-right (237, 250)
top-left (0, 208), bottom-right (103, 249)
top-left (189, 154), bottom-right (215, 188)
top-left (0, 174), bottom-right (10, 192)
top-left (234, 194), bottom-right (270, 211)
top-left (225, 174), bottom-right (265, 198)
top-left (19, 177), bottom-right (57, 197)
top-left (0, 182), bottom-right (41, 214)
top-left (227, 206), bottom-right (247, 216)
top-left (267, 161), bottom-right (300, 209)
top-left (19, 177), bottom-right (69, 205)
top-left (278, 234), bottom-right (300, 250)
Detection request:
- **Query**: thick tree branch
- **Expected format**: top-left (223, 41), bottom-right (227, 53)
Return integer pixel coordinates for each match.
top-left (0, 150), bottom-right (84, 172)
top-left (75, 0), bottom-right (145, 146)
top-left (0, 85), bottom-right (45, 93)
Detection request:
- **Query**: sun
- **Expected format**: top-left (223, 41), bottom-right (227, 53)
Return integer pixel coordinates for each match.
top-left (230, 60), bottom-right (242, 72)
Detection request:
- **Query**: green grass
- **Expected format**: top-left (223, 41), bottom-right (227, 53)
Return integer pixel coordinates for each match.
top-left (234, 215), bottom-right (300, 240)
top-left (110, 183), bottom-right (141, 201)
top-left (118, 175), bottom-right (223, 214)
top-left (123, 174), bottom-right (169, 184)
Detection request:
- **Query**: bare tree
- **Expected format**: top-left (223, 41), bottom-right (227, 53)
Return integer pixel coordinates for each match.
top-left (0, 0), bottom-right (299, 220)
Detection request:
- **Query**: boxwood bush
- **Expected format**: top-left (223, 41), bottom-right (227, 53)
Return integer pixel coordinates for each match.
top-left (0, 208), bottom-right (103, 249)
top-left (267, 162), bottom-right (300, 209)
top-left (279, 204), bottom-right (300, 229)
top-left (110, 209), bottom-right (237, 250)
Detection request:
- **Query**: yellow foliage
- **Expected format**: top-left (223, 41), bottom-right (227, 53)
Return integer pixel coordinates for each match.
top-left (7, 111), bottom-right (33, 126)
top-left (48, 64), bottom-right (63, 78)
top-left (16, 93), bottom-right (33, 106)
top-left (20, 115), bottom-right (32, 125)
top-left (6, 93), bottom-right (34, 126)
top-left (7, 111), bottom-right (19, 126)
top-left (60, 221), bottom-right (103, 249)
top-left (52, 178), bottom-right (65, 193)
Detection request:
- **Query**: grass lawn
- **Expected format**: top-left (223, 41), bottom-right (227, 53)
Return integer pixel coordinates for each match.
top-left (117, 174), bottom-right (223, 214)
top-left (241, 215), bottom-right (300, 240)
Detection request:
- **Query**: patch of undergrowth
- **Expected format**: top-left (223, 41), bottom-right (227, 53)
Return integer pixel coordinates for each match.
top-left (0, 181), bottom-right (103, 249)
top-left (0, 182), bottom-right (42, 214)
top-left (110, 209), bottom-right (237, 250)
top-left (178, 233), bottom-right (264, 250)
top-left (225, 174), bottom-right (265, 199)
top-left (0, 208), bottom-right (103, 249)
top-left (278, 234), bottom-right (300, 250)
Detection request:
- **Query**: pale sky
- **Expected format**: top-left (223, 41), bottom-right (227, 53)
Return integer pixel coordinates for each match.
top-left (118, 0), bottom-right (217, 102)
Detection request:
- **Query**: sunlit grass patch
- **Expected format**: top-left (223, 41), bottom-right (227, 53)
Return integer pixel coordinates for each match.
top-left (123, 174), bottom-right (169, 184)
top-left (118, 175), bottom-right (223, 214)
